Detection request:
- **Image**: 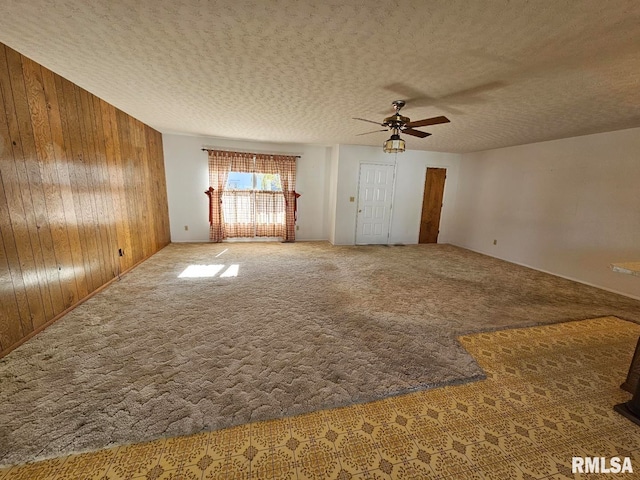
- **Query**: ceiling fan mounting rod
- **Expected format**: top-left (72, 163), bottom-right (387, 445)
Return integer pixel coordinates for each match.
top-left (392, 99), bottom-right (405, 112)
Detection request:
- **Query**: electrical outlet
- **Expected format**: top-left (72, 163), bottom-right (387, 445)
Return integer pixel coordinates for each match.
top-left (296, 225), bottom-right (299, 231)
top-left (184, 225), bottom-right (189, 231)
top-left (349, 196), bottom-right (355, 202)
top-left (493, 239), bottom-right (497, 245)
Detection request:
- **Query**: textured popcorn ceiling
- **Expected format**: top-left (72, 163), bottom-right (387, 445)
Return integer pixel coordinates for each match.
top-left (1, 0), bottom-right (639, 152)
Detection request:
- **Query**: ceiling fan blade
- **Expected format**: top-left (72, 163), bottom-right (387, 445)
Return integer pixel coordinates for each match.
top-left (403, 128), bottom-right (431, 138)
top-left (356, 129), bottom-right (387, 136)
top-left (405, 116), bottom-right (450, 128)
top-left (441, 81), bottom-right (504, 102)
top-left (383, 83), bottom-right (424, 103)
top-left (383, 80), bottom-right (504, 115)
top-left (353, 117), bottom-right (384, 126)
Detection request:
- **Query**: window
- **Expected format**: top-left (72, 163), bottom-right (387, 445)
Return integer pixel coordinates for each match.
top-left (222, 171), bottom-right (285, 238)
top-left (226, 172), bottom-right (253, 190)
top-left (206, 150), bottom-right (297, 242)
top-left (226, 172), bottom-right (282, 192)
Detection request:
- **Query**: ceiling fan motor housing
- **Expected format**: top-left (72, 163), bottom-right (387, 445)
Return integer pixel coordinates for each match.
top-left (384, 114), bottom-right (410, 129)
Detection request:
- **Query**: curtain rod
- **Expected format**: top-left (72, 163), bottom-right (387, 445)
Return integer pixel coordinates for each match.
top-left (201, 148), bottom-right (301, 158)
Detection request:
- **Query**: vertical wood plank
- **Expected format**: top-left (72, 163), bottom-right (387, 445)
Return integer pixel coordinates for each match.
top-left (0, 211), bottom-right (24, 350)
top-left (22, 57), bottom-right (78, 311)
top-left (154, 132), bottom-right (171, 246)
top-left (147, 128), bottom-right (169, 248)
top-left (18, 56), bottom-right (68, 316)
top-left (86, 92), bottom-right (115, 278)
top-left (43, 68), bottom-right (89, 300)
top-left (77, 87), bottom-right (109, 286)
top-left (91, 95), bottom-right (118, 278)
top-left (57, 76), bottom-right (96, 293)
top-left (145, 127), bottom-right (160, 250)
top-left (134, 118), bottom-right (152, 259)
top-left (127, 115), bottom-right (144, 261)
top-left (73, 82), bottom-right (105, 289)
top-left (160, 139), bottom-right (170, 245)
top-left (98, 99), bottom-right (126, 273)
top-left (0, 87), bottom-right (27, 345)
top-left (0, 46), bottom-right (38, 334)
top-left (5, 46), bottom-right (57, 324)
top-left (106, 103), bottom-right (133, 271)
top-left (117, 110), bottom-right (142, 265)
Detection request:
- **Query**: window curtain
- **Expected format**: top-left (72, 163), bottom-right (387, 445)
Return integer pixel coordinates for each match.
top-left (222, 190), bottom-right (254, 237)
top-left (206, 150), bottom-right (254, 242)
top-left (206, 150), bottom-right (231, 242)
top-left (272, 155), bottom-right (298, 242)
top-left (222, 153), bottom-right (254, 238)
top-left (254, 191), bottom-right (286, 237)
top-left (254, 154), bottom-right (286, 237)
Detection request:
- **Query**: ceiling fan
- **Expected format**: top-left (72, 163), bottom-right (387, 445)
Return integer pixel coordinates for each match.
top-left (353, 100), bottom-right (450, 152)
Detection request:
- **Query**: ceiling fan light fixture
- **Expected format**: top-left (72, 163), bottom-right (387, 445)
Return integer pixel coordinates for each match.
top-left (354, 100), bottom-right (449, 150)
top-left (383, 133), bottom-right (405, 153)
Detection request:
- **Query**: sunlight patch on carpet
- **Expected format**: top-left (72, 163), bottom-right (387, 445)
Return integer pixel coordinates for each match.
top-left (179, 264), bottom-right (240, 278)
top-left (220, 264), bottom-right (240, 277)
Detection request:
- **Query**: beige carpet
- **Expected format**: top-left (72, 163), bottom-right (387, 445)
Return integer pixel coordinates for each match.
top-left (1, 242), bottom-right (639, 467)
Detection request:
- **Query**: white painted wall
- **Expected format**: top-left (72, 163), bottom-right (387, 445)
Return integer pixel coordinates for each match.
top-left (327, 145), bottom-right (340, 245)
top-left (162, 133), bottom-right (331, 242)
top-left (450, 127), bottom-right (640, 299)
top-left (332, 144), bottom-right (461, 245)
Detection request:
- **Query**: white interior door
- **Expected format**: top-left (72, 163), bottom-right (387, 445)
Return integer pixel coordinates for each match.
top-left (356, 163), bottom-right (395, 245)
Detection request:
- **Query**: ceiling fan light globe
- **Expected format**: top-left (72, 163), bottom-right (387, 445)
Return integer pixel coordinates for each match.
top-left (383, 137), bottom-right (405, 153)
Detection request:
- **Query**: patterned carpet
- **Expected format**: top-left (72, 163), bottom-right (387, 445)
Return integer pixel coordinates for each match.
top-left (1, 316), bottom-right (639, 479)
top-left (1, 242), bottom-right (639, 467)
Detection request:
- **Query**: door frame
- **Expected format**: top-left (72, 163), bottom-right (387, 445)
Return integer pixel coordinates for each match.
top-left (355, 162), bottom-right (397, 245)
top-left (418, 165), bottom-right (448, 243)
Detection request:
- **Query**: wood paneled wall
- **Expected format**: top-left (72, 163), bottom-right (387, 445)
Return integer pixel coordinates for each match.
top-left (0, 43), bottom-right (170, 356)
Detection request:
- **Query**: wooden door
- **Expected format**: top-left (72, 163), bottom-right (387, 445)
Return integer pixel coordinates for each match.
top-left (419, 167), bottom-right (446, 243)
